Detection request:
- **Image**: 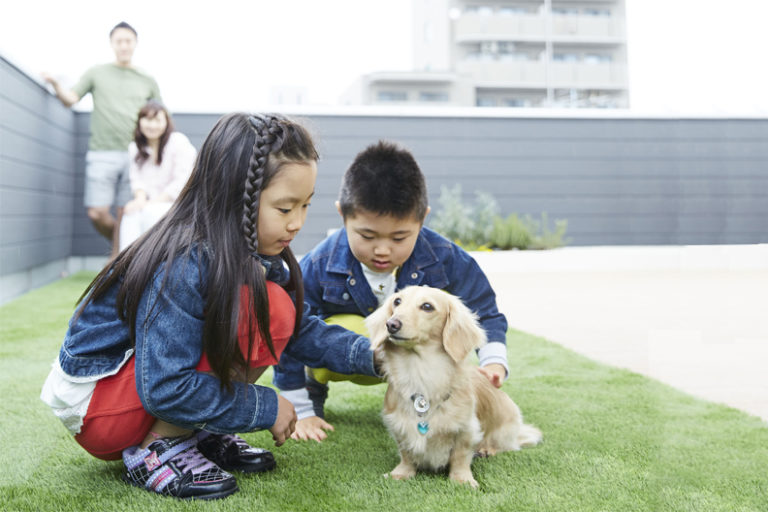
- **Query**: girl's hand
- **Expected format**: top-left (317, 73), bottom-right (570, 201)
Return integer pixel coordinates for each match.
top-left (478, 363), bottom-right (505, 389)
top-left (270, 395), bottom-right (297, 446)
top-left (291, 416), bottom-right (335, 443)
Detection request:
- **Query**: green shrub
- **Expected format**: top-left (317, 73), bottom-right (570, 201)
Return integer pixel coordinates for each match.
top-left (469, 190), bottom-right (498, 245)
top-left (429, 184), bottom-right (474, 243)
top-left (429, 185), bottom-right (570, 250)
top-left (523, 212), bottom-right (572, 250)
top-left (489, 213), bottom-right (532, 250)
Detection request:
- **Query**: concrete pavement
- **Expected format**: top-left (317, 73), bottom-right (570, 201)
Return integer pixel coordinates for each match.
top-left (472, 245), bottom-right (768, 424)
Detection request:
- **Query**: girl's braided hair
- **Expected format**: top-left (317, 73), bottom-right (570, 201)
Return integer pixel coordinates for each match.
top-left (242, 114), bottom-right (287, 255)
top-left (235, 113), bottom-right (318, 385)
top-left (239, 114), bottom-right (300, 368)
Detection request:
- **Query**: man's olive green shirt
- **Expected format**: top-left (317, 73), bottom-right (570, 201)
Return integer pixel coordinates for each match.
top-left (73, 63), bottom-right (161, 151)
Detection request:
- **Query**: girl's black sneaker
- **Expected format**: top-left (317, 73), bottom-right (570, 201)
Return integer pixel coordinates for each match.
top-left (196, 432), bottom-right (276, 473)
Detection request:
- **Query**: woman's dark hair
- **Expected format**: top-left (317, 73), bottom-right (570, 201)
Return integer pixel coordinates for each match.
top-left (76, 112), bottom-right (318, 390)
top-left (133, 100), bottom-right (174, 167)
top-left (338, 140), bottom-right (428, 220)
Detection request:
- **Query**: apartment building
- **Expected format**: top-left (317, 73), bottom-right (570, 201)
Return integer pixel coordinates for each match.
top-left (342, 0), bottom-right (628, 108)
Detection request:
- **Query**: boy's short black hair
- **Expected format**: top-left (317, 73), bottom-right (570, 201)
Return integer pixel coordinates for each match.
top-left (110, 21), bottom-right (137, 38)
top-left (338, 140), bottom-right (428, 220)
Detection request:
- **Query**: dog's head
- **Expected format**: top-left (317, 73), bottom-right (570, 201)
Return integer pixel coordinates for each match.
top-left (366, 285), bottom-right (487, 363)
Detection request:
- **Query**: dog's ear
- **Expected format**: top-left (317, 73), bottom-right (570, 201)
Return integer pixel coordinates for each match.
top-left (442, 294), bottom-right (487, 363)
top-left (365, 296), bottom-right (393, 350)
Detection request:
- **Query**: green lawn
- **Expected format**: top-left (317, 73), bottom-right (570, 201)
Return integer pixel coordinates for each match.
top-left (1, 272), bottom-right (766, 512)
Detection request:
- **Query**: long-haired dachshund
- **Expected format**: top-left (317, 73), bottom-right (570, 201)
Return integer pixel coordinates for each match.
top-left (366, 285), bottom-right (542, 488)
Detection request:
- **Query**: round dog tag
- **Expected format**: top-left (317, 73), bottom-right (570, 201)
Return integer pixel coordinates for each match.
top-left (412, 394), bottom-right (430, 414)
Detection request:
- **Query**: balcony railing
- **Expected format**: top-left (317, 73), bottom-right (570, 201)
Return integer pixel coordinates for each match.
top-left (456, 59), bottom-right (547, 87)
top-left (550, 62), bottom-right (628, 88)
top-left (454, 13), bottom-right (624, 41)
top-left (455, 13), bottom-right (546, 40)
top-left (456, 59), bottom-right (626, 89)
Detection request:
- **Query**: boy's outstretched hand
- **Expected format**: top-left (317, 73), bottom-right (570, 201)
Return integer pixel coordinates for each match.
top-left (478, 363), bottom-right (505, 388)
top-left (291, 416), bottom-right (335, 442)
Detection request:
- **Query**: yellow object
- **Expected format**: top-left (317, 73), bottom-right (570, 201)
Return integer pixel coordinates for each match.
top-left (309, 314), bottom-right (382, 386)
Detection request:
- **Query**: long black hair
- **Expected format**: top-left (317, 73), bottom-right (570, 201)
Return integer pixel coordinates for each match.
top-left (75, 113), bottom-right (318, 390)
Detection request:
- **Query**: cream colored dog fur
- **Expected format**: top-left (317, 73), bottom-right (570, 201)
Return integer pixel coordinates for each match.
top-left (366, 285), bottom-right (542, 488)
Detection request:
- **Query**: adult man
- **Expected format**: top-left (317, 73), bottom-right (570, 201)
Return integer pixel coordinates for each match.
top-left (43, 22), bottom-right (162, 257)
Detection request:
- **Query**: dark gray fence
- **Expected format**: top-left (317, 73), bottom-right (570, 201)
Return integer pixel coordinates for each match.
top-left (1, 57), bottom-right (77, 277)
top-left (2, 54), bottom-right (768, 299)
top-left (163, 113), bottom-right (768, 249)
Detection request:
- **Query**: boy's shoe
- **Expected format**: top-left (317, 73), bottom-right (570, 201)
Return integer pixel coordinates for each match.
top-left (197, 432), bottom-right (276, 473)
top-left (306, 371), bottom-right (329, 419)
top-left (122, 435), bottom-right (238, 500)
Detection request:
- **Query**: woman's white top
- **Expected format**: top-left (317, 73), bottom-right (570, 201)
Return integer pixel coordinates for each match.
top-left (128, 131), bottom-right (196, 200)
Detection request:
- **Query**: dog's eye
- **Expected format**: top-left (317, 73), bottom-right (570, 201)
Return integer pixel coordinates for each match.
top-left (393, 297), bottom-right (401, 307)
top-left (420, 302), bottom-right (434, 312)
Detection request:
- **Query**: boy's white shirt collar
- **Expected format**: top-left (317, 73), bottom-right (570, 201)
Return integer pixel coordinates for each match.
top-left (361, 265), bottom-right (398, 305)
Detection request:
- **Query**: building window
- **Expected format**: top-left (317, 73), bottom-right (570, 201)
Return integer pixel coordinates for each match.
top-left (553, 53), bottom-right (579, 62)
top-left (503, 98), bottom-right (529, 107)
top-left (584, 54), bottom-right (612, 64)
top-left (584, 8), bottom-right (611, 17)
top-left (476, 97), bottom-right (496, 107)
top-left (498, 41), bottom-right (515, 54)
top-left (377, 91), bottom-right (408, 102)
top-left (419, 92), bottom-right (449, 102)
top-left (477, 6), bottom-right (494, 16)
top-left (499, 6), bottom-right (530, 16)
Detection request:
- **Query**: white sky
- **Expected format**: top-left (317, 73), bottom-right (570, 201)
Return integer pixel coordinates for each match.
top-left (2, 0), bottom-right (767, 115)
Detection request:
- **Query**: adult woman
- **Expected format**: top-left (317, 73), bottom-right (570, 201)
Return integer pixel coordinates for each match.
top-left (119, 101), bottom-right (196, 251)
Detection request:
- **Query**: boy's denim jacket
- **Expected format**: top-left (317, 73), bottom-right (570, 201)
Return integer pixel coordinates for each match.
top-left (57, 247), bottom-right (377, 434)
top-left (273, 227), bottom-right (508, 392)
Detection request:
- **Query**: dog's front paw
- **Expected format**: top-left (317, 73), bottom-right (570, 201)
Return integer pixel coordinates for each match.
top-left (475, 447), bottom-right (497, 458)
top-left (386, 462), bottom-right (416, 481)
top-left (449, 469), bottom-right (479, 489)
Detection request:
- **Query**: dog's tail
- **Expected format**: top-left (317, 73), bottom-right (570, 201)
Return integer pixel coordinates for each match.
top-left (516, 423), bottom-right (543, 448)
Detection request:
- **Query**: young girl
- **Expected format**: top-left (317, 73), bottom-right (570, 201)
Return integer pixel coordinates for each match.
top-left (119, 101), bottom-right (196, 251)
top-left (41, 113), bottom-right (379, 501)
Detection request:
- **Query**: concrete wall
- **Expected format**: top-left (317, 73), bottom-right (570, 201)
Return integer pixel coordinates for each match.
top-left (2, 53), bottom-right (767, 302)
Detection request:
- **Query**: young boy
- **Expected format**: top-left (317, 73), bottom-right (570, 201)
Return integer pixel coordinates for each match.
top-left (273, 141), bottom-right (509, 442)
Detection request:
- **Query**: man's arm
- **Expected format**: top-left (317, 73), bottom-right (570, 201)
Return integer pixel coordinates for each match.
top-left (41, 73), bottom-right (80, 108)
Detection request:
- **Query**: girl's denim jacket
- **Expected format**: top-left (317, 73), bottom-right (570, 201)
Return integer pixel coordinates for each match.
top-left (273, 227), bottom-right (508, 392)
top-left (57, 247), bottom-right (377, 433)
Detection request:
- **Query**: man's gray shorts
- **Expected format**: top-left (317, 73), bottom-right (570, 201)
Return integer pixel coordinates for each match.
top-left (83, 150), bottom-right (132, 208)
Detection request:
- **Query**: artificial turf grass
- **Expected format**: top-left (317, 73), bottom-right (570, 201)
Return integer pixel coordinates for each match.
top-left (1, 272), bottom-right (767, 512)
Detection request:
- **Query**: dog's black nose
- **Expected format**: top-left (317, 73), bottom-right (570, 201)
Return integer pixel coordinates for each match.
top-left (386, 318), bottom-right (401, 334)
